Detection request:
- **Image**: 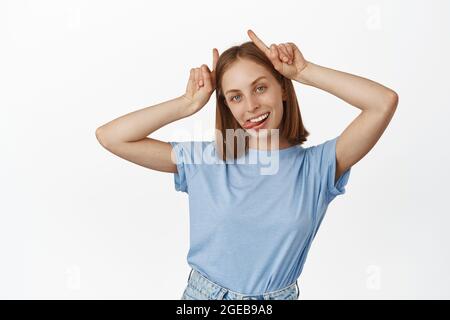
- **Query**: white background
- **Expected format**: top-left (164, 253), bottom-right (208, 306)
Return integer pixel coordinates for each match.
top-left (1, 0), bottom-right (449, 299)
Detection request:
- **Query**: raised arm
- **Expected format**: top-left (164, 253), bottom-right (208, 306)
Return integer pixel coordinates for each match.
top-left (95, 95), bottom-right (193, 173)
top-left (95, 48), bottom-right (220, 173)
top-left (247, 29), bottom-right (398, 184)
top-left (294, 62), bottom-right (398, 183)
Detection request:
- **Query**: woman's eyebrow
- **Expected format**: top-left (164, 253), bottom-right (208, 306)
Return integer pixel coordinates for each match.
top-left (225, 76), bottom-right (267, 95)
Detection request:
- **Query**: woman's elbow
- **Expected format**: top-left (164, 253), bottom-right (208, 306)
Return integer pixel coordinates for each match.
top-left (381, 90), bottom-right (399, 114)
top-left (96, 126), bottom-right (111, 149)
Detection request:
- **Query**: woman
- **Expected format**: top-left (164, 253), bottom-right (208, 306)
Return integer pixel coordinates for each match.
top-left (95, 29), bottom-right (398, 300)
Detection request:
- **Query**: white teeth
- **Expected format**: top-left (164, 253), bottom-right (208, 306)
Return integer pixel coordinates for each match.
top-left (249, 112), bottom-right (269, 123)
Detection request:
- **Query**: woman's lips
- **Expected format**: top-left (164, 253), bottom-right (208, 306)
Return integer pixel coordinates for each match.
top-left (243, 112), bottom-right (270, 129)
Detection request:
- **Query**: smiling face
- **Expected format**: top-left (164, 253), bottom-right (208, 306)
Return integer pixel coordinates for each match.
top-left (221, 58), bottom-right (287, 146)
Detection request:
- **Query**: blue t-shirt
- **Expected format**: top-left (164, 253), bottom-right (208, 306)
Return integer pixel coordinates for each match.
top-left (168, 136), bottom-right (351, 295)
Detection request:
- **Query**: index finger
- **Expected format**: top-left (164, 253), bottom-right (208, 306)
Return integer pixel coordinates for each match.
top-left (247, 29), bottom-right (270, 55)
top-left (212, 48), bottom-right (219, 70)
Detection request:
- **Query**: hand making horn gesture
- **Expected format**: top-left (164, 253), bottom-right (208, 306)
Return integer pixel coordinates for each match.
top-left (183, 48), bottom-right (220, 115)
top-left (247, 29), bottom-right (309, 81)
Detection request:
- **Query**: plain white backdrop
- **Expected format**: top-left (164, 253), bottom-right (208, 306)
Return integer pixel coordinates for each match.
top-left (1, 0), bottom-right (449, 299)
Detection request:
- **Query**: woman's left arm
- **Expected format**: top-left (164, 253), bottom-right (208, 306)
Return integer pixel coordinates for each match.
top-left (246, 30), bottom-right (399, 183)
top-left (295, 62), bottom-right (399, 183)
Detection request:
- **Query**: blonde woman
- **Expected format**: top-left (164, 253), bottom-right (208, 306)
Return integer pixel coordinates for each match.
top-left (96, 29), bottom-right (398, 300)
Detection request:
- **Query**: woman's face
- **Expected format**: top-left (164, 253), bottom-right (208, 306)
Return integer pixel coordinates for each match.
top-left (221, 59), bottom-right (286, 138)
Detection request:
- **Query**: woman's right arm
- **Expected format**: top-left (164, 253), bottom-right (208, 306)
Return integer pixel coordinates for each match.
top-left (95, 48), bottom-right (219, 173)
top-left (95, 95), bottom-right (194, 173)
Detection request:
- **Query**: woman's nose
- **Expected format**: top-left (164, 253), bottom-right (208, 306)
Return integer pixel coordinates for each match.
top-left (246, 96), bottom-right (260, 112)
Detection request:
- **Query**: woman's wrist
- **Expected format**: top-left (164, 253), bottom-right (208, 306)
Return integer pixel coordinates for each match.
top-left (177, 94), bottom-right (197, 118)
top-left (294, 61), bottom-right (314, 86)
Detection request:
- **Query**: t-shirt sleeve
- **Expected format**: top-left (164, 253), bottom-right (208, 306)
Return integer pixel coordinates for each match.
top-left (307, 136), bottom-right (351, 203)
top-left (168, 141), bottom-right (201, 194)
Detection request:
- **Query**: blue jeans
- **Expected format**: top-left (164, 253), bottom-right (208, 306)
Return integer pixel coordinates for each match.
top-left (181, 268), bottom-right (300, 300)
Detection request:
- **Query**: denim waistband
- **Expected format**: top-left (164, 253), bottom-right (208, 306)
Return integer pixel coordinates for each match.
top-left (186, 268), bottom-right (299, 300)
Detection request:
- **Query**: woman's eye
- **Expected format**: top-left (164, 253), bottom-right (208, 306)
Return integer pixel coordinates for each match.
top-left (230, 86), bottom-right (266, 103)
top-left (231, 95), bottom-right (241, 102)
top-left (256, 86), bottom-right (266, 93)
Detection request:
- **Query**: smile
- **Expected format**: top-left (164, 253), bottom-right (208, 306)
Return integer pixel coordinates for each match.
top-left (244, 112), bottom-right (270, 129)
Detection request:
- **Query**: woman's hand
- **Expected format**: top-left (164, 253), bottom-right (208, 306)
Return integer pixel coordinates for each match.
top-left (182, 48), bottom-right (220, 115)
top-left (247, 29), bottom-right (309, 82)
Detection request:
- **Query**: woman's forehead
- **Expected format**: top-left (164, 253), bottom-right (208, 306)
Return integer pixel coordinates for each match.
top-left (222, 61), bottom-right (274, 91)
